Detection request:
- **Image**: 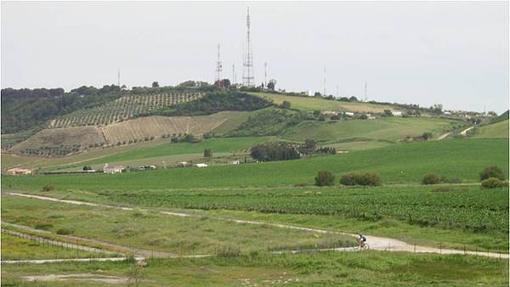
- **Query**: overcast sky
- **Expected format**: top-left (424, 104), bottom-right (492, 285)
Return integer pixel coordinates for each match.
top-left (2, 1), bottom-right (508, 113)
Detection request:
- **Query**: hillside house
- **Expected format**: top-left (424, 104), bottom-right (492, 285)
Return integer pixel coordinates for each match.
top-left (345, 112), bottom-right (354, 117)
top-left (231, 160), bottom-right (240, 165)
top-left (103, 163), bottom-right (125, 174)
top-left (6, 167), bottom-right (32, 175)
top-left (195, 163), bottom-right (208, 168)
top-left (391, 111), bottom-right (403, 117)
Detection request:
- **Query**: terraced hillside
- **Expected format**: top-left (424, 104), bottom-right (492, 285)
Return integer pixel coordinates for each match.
top-left (9, 112), bottom-right (250, 157)
top-left (48, 92), bottom-right (204, 128)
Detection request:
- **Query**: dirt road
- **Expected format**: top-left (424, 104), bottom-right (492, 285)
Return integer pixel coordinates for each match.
top-left (6, 192), bottom-right (508, 259)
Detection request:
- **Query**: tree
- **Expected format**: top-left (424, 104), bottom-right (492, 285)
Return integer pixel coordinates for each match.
top-left (383, 109), bottom-right (393, 117)
top-left (480, 166), bottom-right (505, 181)
top-left (152, 81), bottom-right (159, 88)
top-left (422, 132), bottom-right (433, 140)
top-left (267, 79), bottom-right (277, 91)
top-left (204, 148), bottom-right (213, 158)
top-left (280, 101), bottom-right (291, 109)
top-left (315, 171), bottom-right (335, 186)
top-left (349, 96), bottom-right (358, 102)
top-left (299, 139), bottom-right (317, 155)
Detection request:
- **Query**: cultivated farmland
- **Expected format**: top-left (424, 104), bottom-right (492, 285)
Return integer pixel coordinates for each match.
top-left (48, 92), bottom-right (204, 128)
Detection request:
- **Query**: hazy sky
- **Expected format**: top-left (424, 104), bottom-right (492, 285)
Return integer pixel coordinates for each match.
top-left (2, 1), bottom-right (508, 113)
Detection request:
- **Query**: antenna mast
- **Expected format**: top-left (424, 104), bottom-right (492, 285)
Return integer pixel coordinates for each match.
top-left (215, 44), bottom-right (223, 85)
top-left (242, 7), bottom-right (254, 86)
top-left (323, 66), bottom-right (327, 96)
top-left (232, 64), bottom-right (236, 84)
top-left (117, 68), bottom-right (120, 87)
top-left (264, 62), bottom-right (268, 87)
top-left (364, 82), bottom-right (368, 102)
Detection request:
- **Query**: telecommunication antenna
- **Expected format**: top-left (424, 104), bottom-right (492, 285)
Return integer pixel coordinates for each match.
top-left (264, 62), bottom-right (268, 87)
top-left (117, 68), bottom-right (120, 87)
top-left (215, 44), bottom-right (223, 84)
top-left (336, 84), bottom-right (339, 98)
top-left (364, 82), bottom-right (368, 102)
top-left (232, 64), bottom-right (236, 84)
top-left (323, 66), bottom-right (327, 96)
top-left (242, 7), bottom-right (254, 86)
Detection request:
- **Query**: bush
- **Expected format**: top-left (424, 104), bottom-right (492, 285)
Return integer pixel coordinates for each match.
top-left (250, 142), bottom-right (300, 162)
top-left (481, 177), bottom-right (508, 189)
top-left (41, 184), bottom-right (54, 192)
top-left (480, 166), bottom-right (505, 181)
top-left (422, 173), bottom-right (441, 185)
top-left (215, 245), bottom-right (241, 257)
top-left (340, 172), bottom-right (382, 186)
top-left (339, 173), bottom-right (357, 186)
top-left (280, 100), bottom-right (291, 109)
top-left (315, 171), bottom-right (335, 186)
top-left (56, 228), bottom-right (73, 235)
top-left (203, 148), bottom-right (213, 158)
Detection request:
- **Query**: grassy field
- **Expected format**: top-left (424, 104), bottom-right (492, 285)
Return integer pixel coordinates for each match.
top-left (4, 138), bottom-right (507, 190)
top-left (1, 252), bottom-right (508, 286)
top-left (473, 120), bottom-right (509, 139)
top-left (12, 184), bottom-right (508, 252)
top-left (1, 233), bottom-right (104, 260)
top-left (2, 196), bottom-right (354, 255)
top-left (281, 117), bottom-right (458, 143)
top-left (252, 92), bottom-right (397, 113)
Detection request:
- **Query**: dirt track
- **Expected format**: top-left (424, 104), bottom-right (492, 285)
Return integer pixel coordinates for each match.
top-left (5, 192), bottom-right (509, 259)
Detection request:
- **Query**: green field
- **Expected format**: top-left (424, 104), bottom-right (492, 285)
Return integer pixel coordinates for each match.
top-left (1, 252), bottom-right (507, 286)
top-left (281, 117), bottom-right (458, 143)
top-left (473, 120), bottom-right (509, 139)
top-left (252, 92), bottom-right (397, 113)
top-left (0, 233), bottom-right (105, 260)
top-left (2, 196), bottom-right (354, 256)
top-left (4, 139), bottom-right (506, 190)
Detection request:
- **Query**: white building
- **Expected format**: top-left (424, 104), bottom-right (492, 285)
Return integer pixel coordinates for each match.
top-left (103, 163), bottom-right (125, 174)
top-left (195, 163), bottom-right (208, 168)
top-left (391, 111), bottom-right (403, 117)
top-left (6, 167), bottom-right (32, 175)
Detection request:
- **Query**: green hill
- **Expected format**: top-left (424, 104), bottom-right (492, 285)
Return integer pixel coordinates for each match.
top-left (473, 120), bottom-right (509, 139)
top-left (4, 138), bottom-right (507, 190)
top-left (252, 92), bottom-right (397, 113)
top-left (281, 117), bottom-right (458, 143)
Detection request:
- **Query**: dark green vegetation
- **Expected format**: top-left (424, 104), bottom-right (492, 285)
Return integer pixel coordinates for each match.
top-left (1, 252), bottom-right (508, 286)
top-left (250, 142), bottom-right (301, 162)
top-left (156, 91), bottom-right (272, 116)
top-left (314, 170), bottom-right (336, 186)
top-left (480, 166), bottom-right (506, 181)
top-left (481, 178), bottom-right (508, 189)
top-left (339, 172), bottom-right (382, 186)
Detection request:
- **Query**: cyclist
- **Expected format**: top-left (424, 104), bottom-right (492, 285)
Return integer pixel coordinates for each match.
top-left (357, 233), bottom-right (367, 248)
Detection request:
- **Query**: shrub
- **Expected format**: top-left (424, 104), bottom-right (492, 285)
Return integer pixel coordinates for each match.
top-left (56, 228), bottom-right (73, 235)
top-left (422, 132), bottom-right (433, 140)
top-left (422, 173), bottom-right (441, 185)
top-left (481, 177), bottom-right (508, 189)
top-left (41, 184), bottom-right (54, 192)
top-left (34, 223), bottom-right (53, 230)
top-left (339, 173), bottom-right (357, 186)
top-left (480, 166), bottom-right (505, 181)
top-left (280, 100), bottom-right (291, 109)
top-left (215, 245), bottom-right (241, 257)
top-left (340, 172), bottom-right (382, 186)
top-left (315, 171), bottom-right (335, 186)
top-left (203, 148), bottom-right (213, 158)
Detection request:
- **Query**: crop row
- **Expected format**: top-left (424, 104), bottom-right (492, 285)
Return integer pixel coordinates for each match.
top-left (49, 92), bottom-right (204, 128)
top-left (100, 186), bottom-right (508, 235)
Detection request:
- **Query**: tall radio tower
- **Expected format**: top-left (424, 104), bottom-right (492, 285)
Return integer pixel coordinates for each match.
top-left (117, 68), bottom-right (120, 87)
top-left (242, 7), bottom-right (254, 87)
top-left (215, 44), bottom-right (223, 85)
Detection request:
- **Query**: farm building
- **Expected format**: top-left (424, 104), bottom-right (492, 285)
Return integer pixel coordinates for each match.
top-left (195, 163), bottom-right (208, 168)
top-left (391, 111), bottom-right (403, 117)
top-left (231, 160), bottom-right (240, 165)
top-left (103, 163), bottom-right (125, 174)
top-left (177, 161), bottom-right (190, 167)
top-left (344, 112), bottom-right (354, 117)
top-left (6, 167), bottom-right (32, 175)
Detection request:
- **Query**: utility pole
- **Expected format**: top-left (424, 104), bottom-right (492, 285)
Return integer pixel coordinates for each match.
top-left (232, 64), bottom-right (236, 84)
top-left (117, 68), bottom-right (120, 87)
top-left (336, 84), bottom-right (339, 98)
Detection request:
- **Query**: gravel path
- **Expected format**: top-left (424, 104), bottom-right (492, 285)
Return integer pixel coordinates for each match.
top-left (6, 192), bottom-right (508, 259)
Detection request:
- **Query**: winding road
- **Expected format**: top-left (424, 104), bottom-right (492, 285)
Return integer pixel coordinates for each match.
top-left (4, 192), bottom-right (508, 260)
